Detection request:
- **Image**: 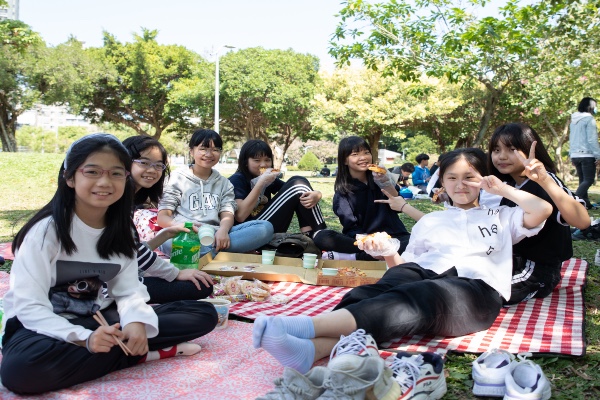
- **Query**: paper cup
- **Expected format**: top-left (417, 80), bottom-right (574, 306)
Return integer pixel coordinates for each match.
top-left (200, 298), bottom-right (230, 330)
top-left (262, 249), bottom-right (276, 265)
top-left (303, 253), bottom-right (318, 269)
top-left (198, 225), bottom-right (215, 246)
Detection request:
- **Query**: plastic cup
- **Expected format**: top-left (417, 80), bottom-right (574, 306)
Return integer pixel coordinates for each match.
top-left (198, 225), bottom-right (215, 246)
top-left (200, 298), bottom-right (230, 330)
top-left (262, 249), bottom-right (276, 265)
top-left (303, 253), bottom-right (318, 269)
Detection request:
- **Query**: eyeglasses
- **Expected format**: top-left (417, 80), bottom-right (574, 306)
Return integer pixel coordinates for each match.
top-left (196, 147), bottom-right (222, 155)
top-left (78, 167), bottom-right (130, 180)
top-left (133, 159), bottom-right (167, 171)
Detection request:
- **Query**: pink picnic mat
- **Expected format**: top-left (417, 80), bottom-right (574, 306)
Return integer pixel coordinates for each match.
top-left (230, 258), bottom-right (588, 357)
top-left (0, 319), bottom-right (282, 399)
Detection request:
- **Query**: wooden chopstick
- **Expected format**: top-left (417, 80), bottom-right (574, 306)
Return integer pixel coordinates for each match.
top-left (93, 310), bottom-right (133, 356)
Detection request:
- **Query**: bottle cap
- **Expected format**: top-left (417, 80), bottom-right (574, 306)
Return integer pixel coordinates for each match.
top-left (184, 222), bottom-right (193, 229)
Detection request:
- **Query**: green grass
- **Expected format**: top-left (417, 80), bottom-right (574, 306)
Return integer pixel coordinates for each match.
top-left (1, 153), bottom-right (600, 398)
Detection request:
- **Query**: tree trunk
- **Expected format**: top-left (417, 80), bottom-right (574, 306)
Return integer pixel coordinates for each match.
top-left (473, 89), bottom-right (500, 147)
top-left (543, 115), bottom-right (572, 181)
top-left (369, 128), bottom-right (382, 165)
top-left (0, 110), bottom-right (18, 152)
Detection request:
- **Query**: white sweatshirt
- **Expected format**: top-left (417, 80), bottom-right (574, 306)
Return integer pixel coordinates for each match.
top-left (401, 205), bottom-right (544, 300)
top-left (1, 215), bottom-right (158, 343)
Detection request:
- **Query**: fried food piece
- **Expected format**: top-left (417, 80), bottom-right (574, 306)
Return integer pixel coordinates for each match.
top-left (432, 187), bottom-right (445, 202)
top-left (367, 164), bottom-right (387, 174)
top-left (353, 232), bottom-right (392, 246)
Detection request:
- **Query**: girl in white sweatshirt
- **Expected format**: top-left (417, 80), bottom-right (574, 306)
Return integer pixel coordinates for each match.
top-left (1, 134), bottom-right (218, 395)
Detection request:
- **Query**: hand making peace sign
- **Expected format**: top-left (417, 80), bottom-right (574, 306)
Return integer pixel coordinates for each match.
top-left (513, 141), bottom-right (549, 183)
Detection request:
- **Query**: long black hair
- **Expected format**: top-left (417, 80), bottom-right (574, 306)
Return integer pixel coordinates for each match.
top-left (122, 135), bottom-right (169, 206)
top-left (487, 123), bottom-right (556, 183)
top-left (13, 133), bottom-right (136, 259)
top-left (334, 136), bottom-right (374, 195)
top-left (236, 139), bottom-right (274, 180)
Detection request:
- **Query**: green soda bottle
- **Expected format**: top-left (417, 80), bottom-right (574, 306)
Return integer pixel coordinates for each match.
top-left (170, 222), bottom-right (201, 270)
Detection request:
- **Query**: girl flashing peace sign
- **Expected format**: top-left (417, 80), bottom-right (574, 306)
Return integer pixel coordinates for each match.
top-left (488, 123), bottom-right (590, 305)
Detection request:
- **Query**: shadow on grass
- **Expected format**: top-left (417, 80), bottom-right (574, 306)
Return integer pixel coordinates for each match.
top-left (0, 209), bottom-right (38, 243)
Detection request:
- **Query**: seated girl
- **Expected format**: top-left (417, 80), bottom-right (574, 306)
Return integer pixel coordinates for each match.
top-left (313, 136), bottom-right (420, 261)
top-left (157, 129), bottom-right (273, 257)
top-left (123, 135), bottom-right (214, 303)
top-left (253, 147), bottom-right (552, 373)
top-left (228, 139), bottom-right (327, 238)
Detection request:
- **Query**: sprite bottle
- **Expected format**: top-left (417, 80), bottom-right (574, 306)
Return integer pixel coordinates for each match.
top-left (170, 222), bottom-right (201, 270)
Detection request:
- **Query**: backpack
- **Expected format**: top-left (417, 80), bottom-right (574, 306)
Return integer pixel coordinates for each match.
top-left (262, 233), bottom-right (321, 258)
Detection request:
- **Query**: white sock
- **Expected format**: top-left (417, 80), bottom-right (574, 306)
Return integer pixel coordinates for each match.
top-left (322, 251), bottom-right (356, 261)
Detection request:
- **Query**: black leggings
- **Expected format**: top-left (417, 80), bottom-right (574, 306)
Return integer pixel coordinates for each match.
top-left (0, 301), bottom-right (218, 395)
top-left (144, 277), bottom-right (213, 304)
top-left (314, 230), bottom-right (410, 260)
top-left (334, 263), bottom-right (502, 343)
top-left (503, 256), bottom-right (562, 305)
top-left (255, 176), bottom-right (327, 233)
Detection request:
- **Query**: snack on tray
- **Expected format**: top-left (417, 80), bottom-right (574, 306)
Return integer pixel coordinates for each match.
top-left (353, 232), bottom-right (392, 246)
top-left (254, 278), bottom-right (271, 294)
top-left (214, 294), bottom-right (251, 303)
top-left (223, 276), bottom-right (242, 295)
top-left (367, 164), bottom-right (387, 174)
top-left (239, 280), bottom-right (256, 295)
top-left (250, 287), bottom-right (269, 302)
top-left (337, 266), bottom-right (367, 277)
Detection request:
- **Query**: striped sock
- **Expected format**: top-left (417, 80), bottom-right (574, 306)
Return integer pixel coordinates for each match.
top-left (253, 315), bottom-right (315, 348)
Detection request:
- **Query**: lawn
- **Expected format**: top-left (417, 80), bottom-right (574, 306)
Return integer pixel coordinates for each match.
top-left (0, 152), bottom-right (599, 398)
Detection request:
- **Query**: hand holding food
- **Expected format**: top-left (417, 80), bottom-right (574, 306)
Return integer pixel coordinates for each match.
top-left (354, 231), bottom-right (400, 257)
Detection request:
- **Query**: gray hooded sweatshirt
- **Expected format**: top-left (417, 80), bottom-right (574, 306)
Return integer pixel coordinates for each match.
top-left (158, 167), bottom-right (237, 229)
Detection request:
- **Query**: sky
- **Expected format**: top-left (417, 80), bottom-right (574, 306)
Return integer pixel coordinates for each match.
top-left (19, 0), bottom-right (345, 70)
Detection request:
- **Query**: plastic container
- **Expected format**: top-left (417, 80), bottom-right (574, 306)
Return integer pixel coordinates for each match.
top-left (170, 222), bottom-right (201, 270)
top-left (200, 298), bottom-right (230, 329)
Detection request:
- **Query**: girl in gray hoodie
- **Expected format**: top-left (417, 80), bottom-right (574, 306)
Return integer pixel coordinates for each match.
top-left (157, 129), bottom-right (273, 256)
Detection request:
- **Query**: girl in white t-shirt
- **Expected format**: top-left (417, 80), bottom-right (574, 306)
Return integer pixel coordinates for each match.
top-left (252, 147), bottom-right (552, 374)
top-left (1, 134), bottom-right (218, 395)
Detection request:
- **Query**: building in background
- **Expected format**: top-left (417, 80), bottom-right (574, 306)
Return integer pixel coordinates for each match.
top-left (0, 0), bottom-right (19, 20)
top-left (18, 105), bottom-right (93, 132)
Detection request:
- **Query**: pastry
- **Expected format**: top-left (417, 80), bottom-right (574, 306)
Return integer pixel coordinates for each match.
top-left (354, 232), bottom-right (392, 245)
top-left (367, 164), bottom-right (387, 174)
top-left (250, 287), bottom-right (269, 302)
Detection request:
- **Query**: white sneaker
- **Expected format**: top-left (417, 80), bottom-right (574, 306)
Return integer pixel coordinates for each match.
top-left (472, 348), bottom-right (516, 397)
top-left (329, 329), bottom-right (380, 361)
top-left (319, 355), bottom-right (401, 400)
top-left (257, 366), bottom-right (329, 400)
top-left (504, 355), bottom-right (551, 400)
top-left (388, 351), bottom-right (447, 399)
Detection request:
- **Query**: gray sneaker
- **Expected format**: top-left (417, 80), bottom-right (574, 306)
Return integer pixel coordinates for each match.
top-left (318, 355), bottom-right (401, 399)
top-left (256, 366), bottom-right (329, 400)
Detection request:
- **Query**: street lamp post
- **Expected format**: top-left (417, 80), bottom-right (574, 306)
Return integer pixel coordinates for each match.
top-left (214, 45), bottom-right (235, 133)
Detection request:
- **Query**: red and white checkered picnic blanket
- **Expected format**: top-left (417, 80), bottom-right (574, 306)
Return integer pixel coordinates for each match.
top-left (230, 258), bottom-right (587, 356)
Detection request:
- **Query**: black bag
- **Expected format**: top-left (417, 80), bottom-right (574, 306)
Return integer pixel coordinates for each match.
top-left (263, 233), bottom-right (321, 258)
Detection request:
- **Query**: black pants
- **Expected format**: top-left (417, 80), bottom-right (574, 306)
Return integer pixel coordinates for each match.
top-left (572, 157), bottom-right (596, 208)
top-left (144, 277), bottom-right (213, 304)
top-left (503, 256), bottom-right (562, 306)
top-left (1, 300), bottom-right (218, 395)
top-left (255, 176), bottom-right (327, 233)
top-left (334, 264), bottom-right (502, 343)
top-left (314, 230), bottom-right (410, 261)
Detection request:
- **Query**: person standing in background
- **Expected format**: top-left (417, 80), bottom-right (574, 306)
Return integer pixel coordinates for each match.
top-left (569, 97), bottom-right (599, 209)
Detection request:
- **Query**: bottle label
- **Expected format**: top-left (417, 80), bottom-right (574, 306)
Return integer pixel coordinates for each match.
top-left (171, 243), bottom-right (201, 265)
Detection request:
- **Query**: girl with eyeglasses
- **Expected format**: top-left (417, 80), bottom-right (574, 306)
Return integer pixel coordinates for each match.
top-left (122, 136), bottom-right (214, 303)
top-left (2, 134), bottom-right (218, 395)
top-left (157, 129), bottom-right (274, 256)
